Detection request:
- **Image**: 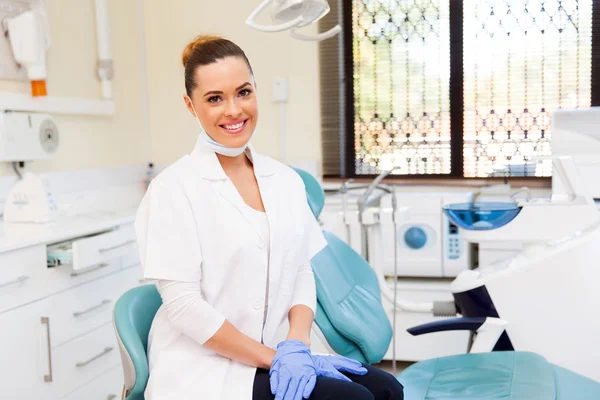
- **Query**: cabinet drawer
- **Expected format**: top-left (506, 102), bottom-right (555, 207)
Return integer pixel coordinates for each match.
top-left (0, 245), bottom-right (48, 313)
top-left (61, 366), bottom-right (122, 400)
top-left (50, 323), bottom-right (121, 399)
top-left (47, 267), bottom-right (141, 347)
top-left (50, 228), bottom-right (136, 272)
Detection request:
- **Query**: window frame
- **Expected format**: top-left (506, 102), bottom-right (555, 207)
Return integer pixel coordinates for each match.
top-left (334, 0), bottom-right (600, 184)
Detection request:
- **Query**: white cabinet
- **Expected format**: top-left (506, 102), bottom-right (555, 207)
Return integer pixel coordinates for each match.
top-left (60, 366), bottom-right (122, 400)
top-left (0, 221), bottom-right (141, 399)
top-left (0, 299), bottom-right (50, 399)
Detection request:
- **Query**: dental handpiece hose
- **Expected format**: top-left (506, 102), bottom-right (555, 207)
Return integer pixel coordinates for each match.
top-left (341, 179), bottom-right (354, 245)
top-left (357, 169), bottom-right (395, 259)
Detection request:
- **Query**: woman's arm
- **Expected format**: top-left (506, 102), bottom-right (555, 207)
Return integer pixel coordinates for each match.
top-left (158, 280), bottom-right (275, 369)
top-left (287, 304), bottom-right (314, 346)
top-left (205, 320), bottom-right (276, 369)
top-left (286, 262), bottom-right (317, 346)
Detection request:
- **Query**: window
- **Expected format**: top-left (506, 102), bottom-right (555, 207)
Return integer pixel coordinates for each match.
top-left (319, 0), bottom-right (598, 179)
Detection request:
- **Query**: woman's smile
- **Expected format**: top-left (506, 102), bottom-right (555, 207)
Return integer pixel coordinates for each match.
top-left (219, 118), bottom-right (249, 135)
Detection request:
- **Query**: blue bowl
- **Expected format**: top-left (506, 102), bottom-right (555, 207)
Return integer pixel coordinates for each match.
top-left (443, 202), bottom-right (522, 231)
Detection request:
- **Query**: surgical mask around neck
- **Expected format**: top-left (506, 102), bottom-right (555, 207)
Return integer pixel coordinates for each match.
top-left (189, 100), bottom-right (250, 157)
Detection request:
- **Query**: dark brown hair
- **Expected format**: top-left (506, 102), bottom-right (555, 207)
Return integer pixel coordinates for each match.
top-left (182, 35), bottom-right (254, 96)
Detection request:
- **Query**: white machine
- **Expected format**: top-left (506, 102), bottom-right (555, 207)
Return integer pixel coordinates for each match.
top-left (321, 190), bottom-right (474, 278)
top-left (246, 0), bottom-right (341, 41)
top-left (0, 111), bottom-right (59, 162)
top-left (443, 154), bottom-right (600, 381)
top-left (3, 1), bottom-right (51, 96)
top-left (551, 107), bottom-right (600, 200)
top-left (1, 111), bottom-right (60, 223)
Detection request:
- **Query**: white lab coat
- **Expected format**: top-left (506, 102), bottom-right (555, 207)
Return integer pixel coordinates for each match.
top-left (134, 137), bottom-right (327, 400)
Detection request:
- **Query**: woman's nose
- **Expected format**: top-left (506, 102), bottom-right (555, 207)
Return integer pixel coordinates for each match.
top-left (224, 99), bottom-right (242, 117)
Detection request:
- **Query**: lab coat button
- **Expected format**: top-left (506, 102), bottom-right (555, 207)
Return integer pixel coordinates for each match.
top-left (257, 240), bottom-right (265, 249)
top-left (253, 301), bottom-right (262, 310)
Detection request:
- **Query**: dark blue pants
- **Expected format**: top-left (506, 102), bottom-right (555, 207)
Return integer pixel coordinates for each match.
top-left (252, 363), bottom-right (404, 400)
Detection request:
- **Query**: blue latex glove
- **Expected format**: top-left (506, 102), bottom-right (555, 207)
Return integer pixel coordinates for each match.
top-left (269, 340), bottom-right (317, 400)
top-left (311, 354), bottom-right (368, 381)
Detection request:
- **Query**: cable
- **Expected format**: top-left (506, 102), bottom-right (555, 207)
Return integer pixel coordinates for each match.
top-left (12, 161), bottom-right (23, 179)
top-left (391, 185), bottom-right (398, 374)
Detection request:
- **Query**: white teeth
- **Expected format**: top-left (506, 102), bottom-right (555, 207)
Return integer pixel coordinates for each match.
top-left (224, 121), bottom-right (244, 130)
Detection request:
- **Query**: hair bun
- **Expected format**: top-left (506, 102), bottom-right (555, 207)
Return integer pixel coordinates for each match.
top-left (182, 35), bottom-right (223, 67)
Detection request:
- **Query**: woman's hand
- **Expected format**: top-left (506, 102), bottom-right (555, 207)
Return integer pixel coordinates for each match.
top-left (311, 354), bottom-right (368, 381)
top-left (269, 340), bottom-right (317, 400)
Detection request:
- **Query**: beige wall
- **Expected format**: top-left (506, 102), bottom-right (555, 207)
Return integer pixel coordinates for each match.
top-left (143, 0), bottom-right (322, 167)
top-left (0, 0), bottom-right (322, 177)
top-left (0, 0), bottom-right (146, 176)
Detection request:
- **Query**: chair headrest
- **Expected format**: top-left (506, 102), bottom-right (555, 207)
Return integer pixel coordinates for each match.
top-left (293, 168), bottom-right (325, 219)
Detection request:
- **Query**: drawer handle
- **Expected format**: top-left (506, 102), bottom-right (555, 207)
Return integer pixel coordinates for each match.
top-left (75, 346), bottom-right (114, 368)
top-left (41, 317), bottom-right (53, 382)
top-left (107, 395), bottom-right (117, 400)
top-left (70, 263), bottom-right (109, 277)
top-left (98, 240), bottom-right (136, 253)
top-left (0, 275), bottom-right (29, 289)
top-left (73, 299), bottom-right (111, 317)
top-left (124, 262), bottom-right (141, 270)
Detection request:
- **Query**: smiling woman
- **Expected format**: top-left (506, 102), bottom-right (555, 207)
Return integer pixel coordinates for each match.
top-left (134, 34), bottom-right (404, 400)
top-left (182, 36), bottom-right (258, 150)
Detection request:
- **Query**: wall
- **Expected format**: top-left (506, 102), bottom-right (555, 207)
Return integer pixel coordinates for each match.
top-left (142, 0), bottom-right (322, 168)
top-left (0, 0), bottom-right (323, 178)
top-left (0, 0), bottom-right (146, 176)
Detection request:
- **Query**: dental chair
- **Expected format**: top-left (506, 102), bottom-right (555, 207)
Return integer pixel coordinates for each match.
top-left (112, 284), bottom-right (162, 400)
top-left (293, 168), bottom-right (600, 400)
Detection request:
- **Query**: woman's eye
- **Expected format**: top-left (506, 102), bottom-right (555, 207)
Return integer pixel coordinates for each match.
top-left (208, 96), bottom-right (221, 103)
top-left (239, 89), bottom-right (252, 97)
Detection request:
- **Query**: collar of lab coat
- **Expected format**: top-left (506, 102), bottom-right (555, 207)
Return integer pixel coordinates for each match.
top-left (192, 135), bottom-right (277, 180)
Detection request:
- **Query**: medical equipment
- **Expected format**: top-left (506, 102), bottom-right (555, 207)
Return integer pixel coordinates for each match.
top-left (434, 155), bottom-right (600, 381)
top-left (0, 111), bottom-right (59, 162)
top-left (339, 178), bottom-right (353, 245)
top-left (246, 0), bottom-right (341, 41)
top-left (290, 169), bottom-right (600, 399)
top-left (1, 111), bottom-right (59, 223)
top-left (3, 171), bottom-right (57, 223)
top-left (4, 4), bottom-right (51, 97)
top-left (357, 168), bottom-right (404, 372)
top-left (94, 0), bottom-right (114, 99)
top-left (376, 193), bottom-right (474, 278)
top-left (551, 107), bottom-right (600, 199)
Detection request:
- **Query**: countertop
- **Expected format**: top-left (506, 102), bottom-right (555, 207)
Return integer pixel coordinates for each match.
top-left (0, 207), bottom-right (137, 254)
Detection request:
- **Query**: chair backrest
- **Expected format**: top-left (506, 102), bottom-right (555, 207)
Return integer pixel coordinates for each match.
top-left (113, 284), bottom-right (162, 400)
top-left (293, 168), bottom-right (325, 218)
top-left (293, 168), bottom-right (393, 364)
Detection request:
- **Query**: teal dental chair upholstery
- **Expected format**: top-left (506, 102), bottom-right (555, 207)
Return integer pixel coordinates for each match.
top-left (113, 284), bottom-right (162, 400)
top-left (293, 168), bottom-right (600, 400)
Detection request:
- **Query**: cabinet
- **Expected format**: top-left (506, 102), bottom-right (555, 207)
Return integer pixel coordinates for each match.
top-left (0, 221), bottom-right (141, 399)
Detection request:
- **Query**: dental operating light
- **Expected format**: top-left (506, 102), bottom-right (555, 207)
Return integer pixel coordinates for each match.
top-left (246, 0), bottom-right (341, 41)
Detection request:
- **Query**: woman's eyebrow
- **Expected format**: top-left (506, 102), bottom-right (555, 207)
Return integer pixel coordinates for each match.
top-left (203, 82), bottom-right (251, 97)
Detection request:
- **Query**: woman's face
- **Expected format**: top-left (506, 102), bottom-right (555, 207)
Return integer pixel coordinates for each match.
top-left (184, 56), bottom-right (258, 149)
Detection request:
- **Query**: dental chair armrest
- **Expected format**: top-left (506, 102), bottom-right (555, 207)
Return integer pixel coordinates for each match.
top-left (408, 317), bottom-right (507, 354)
top-left (407, 317), bottom-right (488, 336)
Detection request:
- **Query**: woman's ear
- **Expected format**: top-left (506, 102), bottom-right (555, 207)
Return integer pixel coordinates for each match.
top-left (183, 94), bottom-right (197, 117)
